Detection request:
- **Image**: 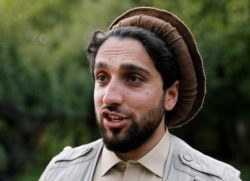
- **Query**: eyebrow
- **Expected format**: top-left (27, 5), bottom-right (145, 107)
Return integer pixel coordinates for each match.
top-left (94, 61), bottom-right (109, 70)
top-left (94, 61), bottom-right (151, 76)
top-left (120, 63), bottom-right (151, 76)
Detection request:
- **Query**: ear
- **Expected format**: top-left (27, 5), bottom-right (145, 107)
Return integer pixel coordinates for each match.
top-left (164, 81), bottom-right (179, 111)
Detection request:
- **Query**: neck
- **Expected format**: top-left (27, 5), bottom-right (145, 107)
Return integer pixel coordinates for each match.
top-left (116, 121), bottom-right (166, 162)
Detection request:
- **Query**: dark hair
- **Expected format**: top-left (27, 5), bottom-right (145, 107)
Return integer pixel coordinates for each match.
top-left (86, 26), bottom-right (179, 90)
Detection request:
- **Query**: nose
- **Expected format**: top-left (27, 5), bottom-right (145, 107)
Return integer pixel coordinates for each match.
top-left (102, 78), bottom-right (124, 106)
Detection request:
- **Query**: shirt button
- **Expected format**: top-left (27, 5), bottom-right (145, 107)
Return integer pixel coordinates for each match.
top-left (63, 146), bottom-right (72, 151)
top-left (183, 153), bottom-right (193, 162)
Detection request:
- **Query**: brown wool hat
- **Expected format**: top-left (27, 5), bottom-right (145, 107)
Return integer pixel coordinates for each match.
top-left (108, 7), bottom-right (206, 128)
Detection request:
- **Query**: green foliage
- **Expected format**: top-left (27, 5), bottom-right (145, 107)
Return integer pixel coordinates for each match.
top-left (0, 0), bottom-right (135, 179)
top-left (1, 0), bottom-right (89, 117)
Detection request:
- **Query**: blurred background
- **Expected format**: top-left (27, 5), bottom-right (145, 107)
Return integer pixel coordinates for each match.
top-left (0, 0), bottom-right (249, 180)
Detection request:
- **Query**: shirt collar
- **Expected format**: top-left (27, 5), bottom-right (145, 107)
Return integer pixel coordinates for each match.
top-left (138, 129), bottom-right (170, 177)
top-left (100, 129), bottom-right (171, 177)
top-left (101, 146), bottom-right (122, 176)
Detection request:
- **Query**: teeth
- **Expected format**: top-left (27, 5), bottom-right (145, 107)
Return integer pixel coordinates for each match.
top-left (109, 115), bottom-right (120, 119)
top-left (111, 119), bottom-right (121, 122)
top-left (109, 115), bottom-right (122, 122)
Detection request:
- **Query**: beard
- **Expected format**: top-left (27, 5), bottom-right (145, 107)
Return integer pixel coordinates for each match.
top-left (97, 95), bottom-right (165, 153)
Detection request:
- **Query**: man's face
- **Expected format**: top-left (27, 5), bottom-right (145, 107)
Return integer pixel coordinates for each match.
top-left (93, 37), bottom-right (167, 153)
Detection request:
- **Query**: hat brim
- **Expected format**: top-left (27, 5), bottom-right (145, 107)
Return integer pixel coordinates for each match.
top-left (108, 7), bottom-right (206, 128)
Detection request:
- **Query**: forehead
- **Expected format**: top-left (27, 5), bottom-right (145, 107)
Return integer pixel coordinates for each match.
top-left (95, 37), bottom-right (155, 70)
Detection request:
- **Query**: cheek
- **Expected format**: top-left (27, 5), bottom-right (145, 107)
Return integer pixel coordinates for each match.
top-left (94, 91), bottom-right (102, 122)
top-left (131, 89), bottom-right (163, 109)
top-left (94, 89), bottom-right (102, 107)
top-left (127, 90), bottom-right (157, 109)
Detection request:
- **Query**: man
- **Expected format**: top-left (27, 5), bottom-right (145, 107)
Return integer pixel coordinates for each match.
top-left (40, 7), bottom-right (241, 180)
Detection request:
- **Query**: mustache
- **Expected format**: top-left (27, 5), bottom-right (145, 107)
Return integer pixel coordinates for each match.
top-left (102, 104), bottom-right (120, 112)
top-left (101, 104), bottom-right (133, 118)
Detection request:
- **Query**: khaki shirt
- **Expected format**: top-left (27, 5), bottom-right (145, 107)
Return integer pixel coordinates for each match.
top-left (93, 129), bottom-right (170, 181)
top-left (39, 134), bottom-right (241, 181)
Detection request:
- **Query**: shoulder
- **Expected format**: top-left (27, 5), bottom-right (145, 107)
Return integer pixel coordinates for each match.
top-left (51, 139), bottom-right (103, 164)
top-left (55, 139), bottom-right (102, 161)
top-left (170, 135), bottom-right (241, 181)
top-left (39, 139), bottom-right (103, 181)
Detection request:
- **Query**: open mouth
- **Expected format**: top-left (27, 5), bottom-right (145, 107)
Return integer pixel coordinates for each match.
top-left (101, 110), bottom-right (129, 129)
top-left (108, 115), bottom-right (124, 122)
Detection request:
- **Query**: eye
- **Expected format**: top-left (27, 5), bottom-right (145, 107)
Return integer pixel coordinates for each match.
top-left (126, 74), bottom-right (143, 85)
top-left (95, 73), bottom-right (108, 83)
top-left (128, 75), bottom-right (141, 81)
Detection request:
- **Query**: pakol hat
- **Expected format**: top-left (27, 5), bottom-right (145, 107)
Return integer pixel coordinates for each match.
top-left (108, 7), bottom-right (206, 128)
